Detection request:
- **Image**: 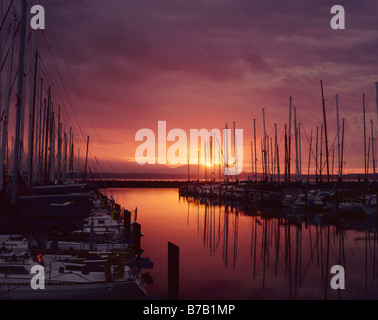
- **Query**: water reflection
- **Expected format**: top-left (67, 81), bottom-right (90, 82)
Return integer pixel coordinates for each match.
top-left (108, 188), bottom-right (378, 300)
top-left (180, 192), bottom-right (378, 300)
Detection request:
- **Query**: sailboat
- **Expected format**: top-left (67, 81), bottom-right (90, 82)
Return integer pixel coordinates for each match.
top-left (0, 251), bottom-right (146, 300)
top-left (0, 0), bottom-right (98, 232)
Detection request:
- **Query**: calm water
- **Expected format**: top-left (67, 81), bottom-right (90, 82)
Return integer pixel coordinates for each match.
top-left (106, 188), bottom-right (378, 300)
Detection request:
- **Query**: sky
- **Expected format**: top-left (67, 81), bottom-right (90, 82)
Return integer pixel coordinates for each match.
top-left (3, 0), bottom-right (378, 177)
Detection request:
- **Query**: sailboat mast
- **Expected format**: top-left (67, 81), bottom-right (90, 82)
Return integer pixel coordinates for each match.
top-left (197, 149), bottom-right (199, 181)
top-left (0, 17), bottom-right (15, 191)
top-left (250, 141), bottom-right (253, 180)
top-left (267, 134), bottom-right (270, 181)
top-left (288, 97), bottom-right (292, 182)
top-left (320, 80), bottom-right (330, 182)
top-left (0, 0), bottom-right (2, 130)
top-left (371, 119), bottom-right (376, 182)
top-left (336, 94), bottom-right (341, 182)
top-left (263, 108), bottom-right (267, 180)
top-left (33, 68), bottom-right (41, 183)
top-left (225, 123), bottom-right (229, 182)
top-left (376, 82), bottom-right (378, 122)
top-left (275, 123), bottom-right (280, 183)
top-left (315, 126), bottom-right (319, 183)
top-left (299, 123), bottom-right (302, 182)
top-left (57, 107), bottom-right (62, 181)
top-left (308, 129), bottom-right (313, 183)
top-left (50, 109), bottom-right (55, 182)
top-left (84, 136), bottom-right (90, 181)
top-left (12, 0), bottom-right (28, 202)
top-left (320, 124), bottom-right (323, 182)
top-left (63, 130), bottom-right (67, 181)
top-left (284, 124), bottom-right (288, 182)
top-left (26, 28), bottom-right (34, 186)
top-left (20, 24), bottom-right (30, 177)
top-left (363, 93), bottom-right (367, 181)
top-left (233, 121), bottom-right (237, 181)
top-left (294, 107), bottom-right (299, 181)
top-left (253, 118), bottom-right (257, 181)
top-left (43, 88), bottom-right (51, 182)
top-left (27, 50), bottom-right (39, 190)
top-left (341, 119), bottom-right (345, 178)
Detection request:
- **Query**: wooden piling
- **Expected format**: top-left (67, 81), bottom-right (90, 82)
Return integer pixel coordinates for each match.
top-left (133, 222), bottom-right (142, 255)
top-left (168, 241), bottom-right (180, 300)
top-left (124, 210), bottom-right (131, 239)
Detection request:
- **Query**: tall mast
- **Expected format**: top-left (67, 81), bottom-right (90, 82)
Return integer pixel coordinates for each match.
top-left (376, 82), bottom-right (378, 122)
top-left (288, 97), bottom-right (292, 182)
top-left (284, 124), bottom-right (288, 182)
top-left (315, 126), bottom-right (318, 183)
top-left (19, 21), bottom-right (30, 177)
top-left (0, 17), bottom-right (16, 191)
top-left (265, 135), bottom-right (270, 181)
top-left (63, 130), bottom-right (67, 181)
top-left (250, 141), bottom-right (253, 180)
top-left (77, 146), bottom-right (80, 180)
top-left (261, 139), bottom-right (264, 179)
top-left (197, 149), bottom-right (199, 181)
top-left (33, 68), bottom-right (41, 183)
top-left (26, 27), bottom-right (34, 185)
top-left (27, 50), bottom-right (39, 190)
top-left (363, 93), bottom-right (367, 181)
top-left (275, 123), bottom-right (280, 183)
top-left (43, 88), bottom-right (51, 182)
top-left (68, 127), bottom-right (72, 177)
top-left (12, 0), bottom-right (28, 202)
top-left (336, 94), bottom-right (341, 182)
top-left (84, 136), bottom-right (90, 181)
top-left (0, 0), bottom-right (3, 134)
top-left (271, 136), bottom-right (274, 181)
top-left (263, 108), bottom-right (267, 180)
top-left (299, 123), bottom-right (302, 182)
top-left (225, 123), bottom-right (229, 182)
top-left (40, 98), bottom-right (46, 182)
top-left (341, 119), bottom-right (345, 178)
top-left (320, 80), bottom-right (330, 182)
top-left (294, 107), bottom-right (299, 181)
top-left (57, 107), bottom-right (62, 181)
top-left (308, 129), bottom-right (313, 183)
top-left (70, 131), bottom-right (74, 178)
top-left (320, 124), bottom-right (323, 182)
top-left (253, 118), bottom-right (257, 181)
top-left (371, 119), bottom-right (376, 182)
top-left (50, 109), bottom-right (55, 182)
top-left (233, 121), bottom-right (237, 181)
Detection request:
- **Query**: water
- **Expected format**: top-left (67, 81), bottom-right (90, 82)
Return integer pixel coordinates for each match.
top-left (106, 188), bottom-right (378, 300)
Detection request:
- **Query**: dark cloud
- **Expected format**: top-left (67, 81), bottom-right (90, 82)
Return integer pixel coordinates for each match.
top-left (22, 0), bottom-right (378, 172)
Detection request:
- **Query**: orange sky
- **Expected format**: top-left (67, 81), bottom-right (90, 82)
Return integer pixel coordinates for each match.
top-left (2, 0), bottom-right (378, 177)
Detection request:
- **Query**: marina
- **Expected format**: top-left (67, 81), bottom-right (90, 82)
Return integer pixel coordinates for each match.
top-left (0, 0), bottom-right (377, 302)
top-left (102, 188), bottom-right (378, 300)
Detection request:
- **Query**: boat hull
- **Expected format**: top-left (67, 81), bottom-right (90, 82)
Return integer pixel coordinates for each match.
top-left (0, 280), bottom-right (146, 300)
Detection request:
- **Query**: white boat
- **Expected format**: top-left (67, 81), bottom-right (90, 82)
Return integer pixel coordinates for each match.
top-left (0, 252), bottom-right (146, 300)
top-left (361, 194), bottom-right (377, 216)
top-left (73, 213), bottom-right (123, 238)
top-left (46, 240), bottom-right (130, 253)
top-left (0, 235), bottom-right (29, 254)
top-left (338, 198), bottom-right (364, 217)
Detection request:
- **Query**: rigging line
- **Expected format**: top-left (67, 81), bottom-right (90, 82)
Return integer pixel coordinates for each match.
top-left (0, 23), bottom-right (12, 67)
top-left (36, 55), bottom-right (86, 146)
top-left (47, 25), bottom-right (116, 174)
top-left (0, 0), bottom-right (15, 32)
top-left (40, 31), bottom-right (89, 150)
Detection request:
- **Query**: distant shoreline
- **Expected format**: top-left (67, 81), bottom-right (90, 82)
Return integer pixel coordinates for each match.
top-left (91, 180), bottom-right (186, 189)
top-left (89, 178), bottom-right (378, 190)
